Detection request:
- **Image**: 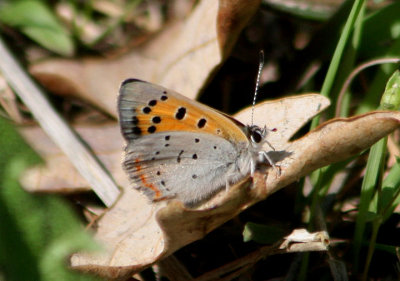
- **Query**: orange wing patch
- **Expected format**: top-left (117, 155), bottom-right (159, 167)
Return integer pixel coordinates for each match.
top-left (134, 94), bottom-right (248, 144)
top-left (133, 158), bottom-right (162, 199)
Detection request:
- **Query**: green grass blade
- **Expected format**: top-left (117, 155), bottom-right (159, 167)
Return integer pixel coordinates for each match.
top-left (353, 69), bottom-right (400, 275)
top-left (0, 117), bottom-right (100, 281)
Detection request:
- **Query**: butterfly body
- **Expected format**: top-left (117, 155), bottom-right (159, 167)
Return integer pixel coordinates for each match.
top-left (118, 79), bottom-right (273, 205)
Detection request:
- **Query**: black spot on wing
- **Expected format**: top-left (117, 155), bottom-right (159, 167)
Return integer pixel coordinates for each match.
top-left (148, 100), bottom-right (157, 106)
top-left (175, 107), bottom-right (186, 120)
top-left (132, 127), bottom-right (142, 135)
top-left (197, 118), bottom-right (207, 128)
top-left (142, 107), bottom-right (151, 114)
top-left (131, 116), bottom-right (139, 125)
top-left (152, 116), bottom-right (161, 123)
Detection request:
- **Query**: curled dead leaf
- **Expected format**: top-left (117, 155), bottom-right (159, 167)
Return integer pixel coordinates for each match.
top-left (69, 94), bottom-right (329, 277)
top-left (217, 0), bottom-right (261, 58)
top-left (70, 95), bottom-right (400, 279)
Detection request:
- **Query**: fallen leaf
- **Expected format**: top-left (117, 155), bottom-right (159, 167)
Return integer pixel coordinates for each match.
top-left (19, 124), bottom-right (127, 193)
top-left (70, 99), bottom-right (400, 279)
top-left (29, 0), bottom-right (261, 116)
top-left (279, 229), bottom-right (329, 250)
top-left (68, 94), bottom-right (330, 278)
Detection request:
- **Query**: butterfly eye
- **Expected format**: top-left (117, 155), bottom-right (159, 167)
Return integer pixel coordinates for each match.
top-left (249, 126), bottom-right (265, 144)
top-left (251, 130), bottom-right (262, 143)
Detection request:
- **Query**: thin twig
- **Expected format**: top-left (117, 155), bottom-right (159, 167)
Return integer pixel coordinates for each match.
top-left (0, 36), bottom-right (120, 207)
top-left (194, 231), bottom-right (328, 281)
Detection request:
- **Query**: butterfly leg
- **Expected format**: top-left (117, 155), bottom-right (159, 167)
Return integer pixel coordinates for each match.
top-left (264, 139), bottom-right (275, 151)
top-left (224, 164), bottom-right (244, 192)
top-left (259, 151), bottom-right (281, 176)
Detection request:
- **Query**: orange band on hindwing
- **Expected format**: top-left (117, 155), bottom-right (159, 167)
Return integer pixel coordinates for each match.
top-left (134, 158), bottom-right (162, 199)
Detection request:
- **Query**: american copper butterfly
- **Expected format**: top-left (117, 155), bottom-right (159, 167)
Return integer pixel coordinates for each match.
top-left (118, 79), bottom-right (275, 205)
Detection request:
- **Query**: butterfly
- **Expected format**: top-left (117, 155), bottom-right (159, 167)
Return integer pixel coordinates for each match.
top-left (118, 79), bottom-right (276, 206)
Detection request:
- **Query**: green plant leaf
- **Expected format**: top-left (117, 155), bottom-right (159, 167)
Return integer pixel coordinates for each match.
top-left (0, 117), bottom-right (100, 281)
top-left (0, 0), bottom-right (74, 56)
top-left (360, 2), bottom-right (400, 58)
top-left (380, 70), bottom-right (400, 110)
top-left (243, 222), bottom-right (286, 244)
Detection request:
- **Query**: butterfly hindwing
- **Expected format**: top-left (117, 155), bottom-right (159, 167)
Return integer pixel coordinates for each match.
top-left (124, 131), bottom-right (250, 204)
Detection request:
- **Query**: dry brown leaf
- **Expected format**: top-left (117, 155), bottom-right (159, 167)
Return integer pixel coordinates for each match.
top-left (22, 89), bottom-right (400, 279)
top-left (20, 93), bottom-right (329, 279)
top-left (29, 0), bottom-right (261, 116)
top-left (68, 94), bottom-right (330, 278)
top-left (71, 107), bottom-right (400, 279)
top-left (19, 124), bottom-right (127, 193)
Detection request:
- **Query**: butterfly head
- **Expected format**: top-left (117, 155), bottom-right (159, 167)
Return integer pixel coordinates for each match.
top-left (246, 125), bottom-right (268, 148)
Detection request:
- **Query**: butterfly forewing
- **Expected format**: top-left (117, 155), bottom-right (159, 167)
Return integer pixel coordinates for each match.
top-left (118, 79), bottom-right (248, 144)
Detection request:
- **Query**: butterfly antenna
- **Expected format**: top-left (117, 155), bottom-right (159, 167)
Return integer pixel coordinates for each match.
top-left (251, 50), bottom-right (264, 126)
